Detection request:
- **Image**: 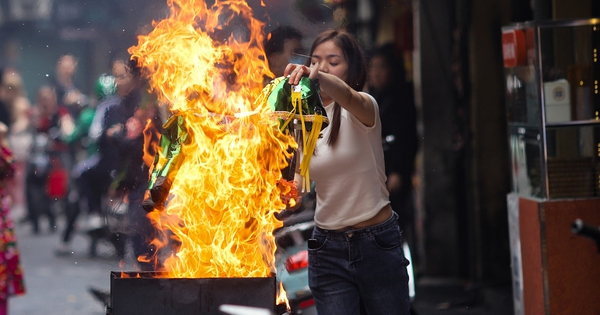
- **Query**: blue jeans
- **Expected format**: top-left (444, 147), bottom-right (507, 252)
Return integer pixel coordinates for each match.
top-left (308, 211), bottom-right (410, 315)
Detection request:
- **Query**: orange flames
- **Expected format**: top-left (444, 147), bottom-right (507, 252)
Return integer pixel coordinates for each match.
top-left (277, 282), bottom-right (291, 310)
top-left (128, 0), bottom-right (296, 279)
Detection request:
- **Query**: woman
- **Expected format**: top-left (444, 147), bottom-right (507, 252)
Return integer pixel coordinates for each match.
top-left (26, 86), bottom-right (73, 234)
top-left (0, 68), bottom-right (32, 221)
top-left (0, 122), bottom-right (26, 315)
top-left (284, 30), bottom-right (410, 314)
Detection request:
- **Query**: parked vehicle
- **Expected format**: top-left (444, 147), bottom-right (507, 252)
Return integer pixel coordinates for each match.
top-left (572, 219), bottom-right (600, 253)
top-left (275, 210), bottom-right (317, 315)
top-left (275, 187), bottom-right (318, 315)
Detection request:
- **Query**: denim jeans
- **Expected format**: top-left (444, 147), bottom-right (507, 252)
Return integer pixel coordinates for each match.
top-left (308, 211), bottom-right (410, 315)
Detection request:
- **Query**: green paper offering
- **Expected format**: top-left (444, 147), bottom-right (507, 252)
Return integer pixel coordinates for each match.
top-left (142, 114), bottom-right (189, 212)
top-left (142, 76), bottom-right (329, 212)
top-left (258, 76), bottom-right (328, 191)
top-left (260, 76), bottom-right (329, 133)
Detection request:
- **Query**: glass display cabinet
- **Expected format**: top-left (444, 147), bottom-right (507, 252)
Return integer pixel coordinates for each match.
top-left (504, 18), bottom-right (600, 199)
top-left (503, 18), bottom-right (600, 315)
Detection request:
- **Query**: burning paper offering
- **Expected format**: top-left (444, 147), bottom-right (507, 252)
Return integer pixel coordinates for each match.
top-left (127, 0), bottom-right (302, 278)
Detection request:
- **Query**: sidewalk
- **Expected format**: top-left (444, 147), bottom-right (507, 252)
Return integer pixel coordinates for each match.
top-left (10, 208), bottom-right (119, 315)
top-left (411, 277), bottom-right (514, 315)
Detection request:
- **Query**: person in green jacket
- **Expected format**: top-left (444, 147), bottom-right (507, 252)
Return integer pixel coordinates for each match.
top-left (56, 74), bottom-right (116, 256)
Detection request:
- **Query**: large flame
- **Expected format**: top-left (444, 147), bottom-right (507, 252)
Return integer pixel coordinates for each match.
top-left (128, 0), bottom-right (295, 278)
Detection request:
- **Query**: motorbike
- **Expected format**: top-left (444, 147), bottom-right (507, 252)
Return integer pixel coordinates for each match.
top-left (572, 219), bottom-right (600, 253)
top-left (275, 189), bottom-right (318, 315)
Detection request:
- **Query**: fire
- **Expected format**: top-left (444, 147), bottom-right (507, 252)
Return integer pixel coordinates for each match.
top-left (128, 0), bottom-right (296, 279)
top-left (277, 281), bottom-right (291, 312)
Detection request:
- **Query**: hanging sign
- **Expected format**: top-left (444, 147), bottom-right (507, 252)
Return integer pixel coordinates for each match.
top-left (502, 29), bottom-right (527, 68)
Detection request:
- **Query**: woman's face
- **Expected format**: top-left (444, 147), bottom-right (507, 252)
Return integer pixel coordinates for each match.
top-left (311, 40), bottom-right (348, 103)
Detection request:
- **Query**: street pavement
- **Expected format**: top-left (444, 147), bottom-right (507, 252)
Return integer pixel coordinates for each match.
top-left (8, 207), bottom-right (514, 315)
top-left (411, 277), bottom-right (514, 315)
top-left (10, 208), bottom-right (118, 315)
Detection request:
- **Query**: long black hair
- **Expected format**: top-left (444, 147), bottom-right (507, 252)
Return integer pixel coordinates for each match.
top-left (308, 29), bottom-right (367, 146)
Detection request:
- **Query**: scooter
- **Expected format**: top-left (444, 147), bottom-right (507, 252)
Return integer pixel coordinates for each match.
top-left (572, 219), bottom-right (600, 253)
top-left (274, 190), bottom-right (318, 315)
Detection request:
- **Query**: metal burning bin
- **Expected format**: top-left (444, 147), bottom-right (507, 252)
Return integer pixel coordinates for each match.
top-left (109, 271), bottom-right (276, 315)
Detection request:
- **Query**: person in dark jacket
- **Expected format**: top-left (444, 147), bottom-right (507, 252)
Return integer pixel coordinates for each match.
top-left (55, 74), bottom-right (119, 256)
top-left (264, 25), bottom-right (304, 80)
top-left (367, 42), bottom-right (419, 259)
top-left (102, 57), bottom-right (162, 269)
top-left (48, 54), bottom-right (88, 119)
top-left (87, 56), bottom-right (164, 305)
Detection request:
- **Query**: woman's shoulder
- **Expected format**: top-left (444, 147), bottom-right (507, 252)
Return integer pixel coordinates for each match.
top-left (358, 92), bottom-right (379, 116)
top-left (357, 90), bottom-right (377, 104)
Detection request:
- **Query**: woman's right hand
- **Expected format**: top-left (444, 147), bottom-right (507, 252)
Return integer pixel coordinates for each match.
top-left (284, 61), bottom-right (320, 86)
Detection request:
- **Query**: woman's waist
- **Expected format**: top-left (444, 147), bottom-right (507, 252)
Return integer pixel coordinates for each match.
top-left (314, 205), bottom-right (397, 238)
top-left (334, 204), bottom-right (393, 231)
top-left (314, 203), bottom-right (393, 232)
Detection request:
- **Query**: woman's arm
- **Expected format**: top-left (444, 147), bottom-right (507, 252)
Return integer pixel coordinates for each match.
top-left (313, 71), bottom-right (375, 127)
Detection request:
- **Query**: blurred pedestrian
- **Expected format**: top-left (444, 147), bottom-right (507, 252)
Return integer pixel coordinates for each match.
top-left (82, 63), bottom-right (126, 234)
top-left (49, 54), bottom-right (88, 117)
top-left (285, 29), bottom-right (411, 315)
top-left (366, 42), bottom-right (418, 263)
top-left (264, 25), bottom-right (307, 184)
top-left (81, 57), bottom-right (152, 306)
top-left (26, 85), bottom-right (74, 234)
top-left (0, 68), bottom-right (12, 128)
top-left (55, 73), bottom-right (118, 257)
top-left (48, 54), bottom-right (89, 166)
top-left (264, 25), bottom-right (305, 82)
top-left (101, 56), bottom-right (162, 268)
top-left (0, 69), bottom-right (31, 136)
top-left (0, 68), bottom-right (33, 221)
top-left (0, 121), bottom-right (26, 315)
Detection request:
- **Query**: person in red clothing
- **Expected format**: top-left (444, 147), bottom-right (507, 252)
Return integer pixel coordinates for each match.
top-left (0, 121), bottom-right (26, 315)
top-left (0, 68), bottom-right (32, 219)
top-left (25, 86), bottom-right (74, 234)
